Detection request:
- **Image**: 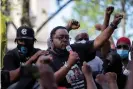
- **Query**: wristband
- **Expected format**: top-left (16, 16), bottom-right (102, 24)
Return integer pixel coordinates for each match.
top-left (64, 62), bottom-right (71, 69)
top-left (110, 22), bottom-right (117, 29)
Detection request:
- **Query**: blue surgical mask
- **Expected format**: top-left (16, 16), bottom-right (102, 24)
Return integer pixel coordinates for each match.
top-left (117, 49), bottom-right (129, 59)
top-left (17, 44), bottom-right (28, 55)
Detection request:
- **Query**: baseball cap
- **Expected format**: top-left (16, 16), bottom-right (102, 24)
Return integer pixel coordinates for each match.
top-left (15, 26), bottom-right (36, 40)
top-left (117, 37), bottom-right (131, 46)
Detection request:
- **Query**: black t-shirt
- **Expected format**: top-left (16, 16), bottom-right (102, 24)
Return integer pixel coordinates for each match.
top-left (2, 47), bottom-right (40, 87)
top-left (49, 41), bottom-right (96, 89)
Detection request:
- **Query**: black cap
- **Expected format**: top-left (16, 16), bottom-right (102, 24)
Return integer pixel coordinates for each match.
top-left (15, 26), bottom-right (36, 40)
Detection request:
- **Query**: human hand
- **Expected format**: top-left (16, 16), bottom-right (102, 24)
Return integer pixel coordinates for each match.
top-left (105, 72), bottom-right (117, 83)
top-left (67, 51), bottom-right (79, 67)
top-left (106, 6), bottom-right (114, 15)
top-left (36, 55), bottom-right (53, 66)
top-left (82, 62), bottom-right (92, 77)
top-left (96, 74), bottom-right (106, 85)
top-left (29, 50), bottom-right (48, 62)
top-left (66, 19), bottom-right (80, 30)
top-left (38, 63), bottom-right (57, 89)
top-left (112, 13), bottom-right (123, 26)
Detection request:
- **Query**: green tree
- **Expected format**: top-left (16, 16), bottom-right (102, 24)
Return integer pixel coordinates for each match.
top-left (71, 0), bottom-right (133, 39)
top-left (0, 13), bottom-right (7, 68)
top-left (0, 0), bottom-right (11, 68)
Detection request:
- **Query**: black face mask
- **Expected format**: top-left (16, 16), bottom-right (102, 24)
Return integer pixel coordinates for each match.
top-left (17, 42), bottom-right (34, 56)
top-left (53, 47), bottom-right (68, 56)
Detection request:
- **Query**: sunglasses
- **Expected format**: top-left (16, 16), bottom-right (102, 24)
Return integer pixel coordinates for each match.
top-left (117, 45), bottom-right (129, 49)
top-left (77, 38), bottom-right (88, 41)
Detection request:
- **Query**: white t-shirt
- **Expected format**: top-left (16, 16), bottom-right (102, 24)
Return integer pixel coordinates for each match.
top-left (87, 56), bottom-right (103, 72)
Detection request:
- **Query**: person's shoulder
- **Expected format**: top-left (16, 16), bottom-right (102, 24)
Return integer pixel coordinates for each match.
top-left (34, 48), bottom-right (40, 51)
top-left (33, 48), bottom-right (41, 52)
top-left (5, 48), bottom-right (18, 56)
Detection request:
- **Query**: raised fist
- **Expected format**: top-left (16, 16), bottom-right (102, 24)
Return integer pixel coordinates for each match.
top-left (36, 55), bottom-right (53, 66)
top-left (106, 6), bottom-right (114, 15)
top-left (112, 13), bottom-right (123, 26)
top-left (67, 19), bottom-right (80, 30)
top-left (105, 72), bottom-right (117, 83)
top-left (38, 63), bottom-right (57, 89)
top-left (95, 74), bottom-right (106, 85)
top-left (82, 62), bottom-right (92, 76)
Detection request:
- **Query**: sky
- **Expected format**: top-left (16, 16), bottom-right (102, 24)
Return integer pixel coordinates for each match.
top-left (47, 0), bottom-right (132, 44)
top-left (48, 0), bottom-right (74, 32)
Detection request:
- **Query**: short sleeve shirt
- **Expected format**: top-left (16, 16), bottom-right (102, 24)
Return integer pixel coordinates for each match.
top-left (2, 48), bottom-right (40, 84)
top-left (49, 40), bottom-right (96, 89)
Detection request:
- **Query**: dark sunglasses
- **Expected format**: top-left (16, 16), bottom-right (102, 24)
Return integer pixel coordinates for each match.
top-left (117, 45), bottom-right (129, 49)
top-left (77, 38), bottom-right (88, 41)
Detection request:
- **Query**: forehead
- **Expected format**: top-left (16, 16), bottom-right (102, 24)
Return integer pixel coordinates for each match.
top-left (55, 29), bottom-right (68, 36)
top-left (117, 42), bottom-right (129, 46)
top-left (77, 33), bottom-right (88, 38)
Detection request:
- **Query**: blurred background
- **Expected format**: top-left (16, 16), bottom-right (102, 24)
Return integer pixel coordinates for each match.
top-left (1, 0), bottom-right (133, 67)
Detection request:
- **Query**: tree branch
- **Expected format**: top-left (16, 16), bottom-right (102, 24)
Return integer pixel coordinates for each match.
top-left (36, 0), bottom-right (73, 34)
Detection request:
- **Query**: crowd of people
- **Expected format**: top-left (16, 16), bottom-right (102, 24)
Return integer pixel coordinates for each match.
top-left (1, 6), bottom-right (133, 89)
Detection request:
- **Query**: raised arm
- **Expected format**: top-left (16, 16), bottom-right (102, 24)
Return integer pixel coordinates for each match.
top-left (82, 62), bottom-right (97, 89)
top-left (93, 13), bottom-right (123, 50)
top-left (97, 6), bottom-right (115, 58)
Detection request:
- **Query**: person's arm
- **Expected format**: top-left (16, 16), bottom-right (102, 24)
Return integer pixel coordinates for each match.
top-left (36, 55), bottom-right (57, 89)
top-left (93, 13), bottom-right (123, 50)
top-left (82, 62), bottom-right (97, 89)
top-left (102, 6), bottom-right (114, 30)
top-left (54, 51), bottom-right (79, 83)
top-left (100, 6), bottom-right (114, 58)
top-left (9, 58), bottom-right (35, 82)
top-left (5, 50), bottom-right (44, 82)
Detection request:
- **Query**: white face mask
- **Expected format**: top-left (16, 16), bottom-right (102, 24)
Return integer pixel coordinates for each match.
top-left (76, 40), bottom-right (86, 44)
top-left (123, 69), bottom-right (130, 76)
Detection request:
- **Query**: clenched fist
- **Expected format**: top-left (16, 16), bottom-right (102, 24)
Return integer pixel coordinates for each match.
top-left (105, 72), bottom-right (117, 83)
top-left (112, 13), bottom-right (123, 26)
top-left (66, 19), bottom-right (80, 30)
top-left (106, 6), bottom-right (114, 15)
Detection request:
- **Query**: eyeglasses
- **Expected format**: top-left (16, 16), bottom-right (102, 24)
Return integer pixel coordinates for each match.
top-left (54, 35), bottom-right (71, 40)
top-left (117, 45), bottom-right (129, 49)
